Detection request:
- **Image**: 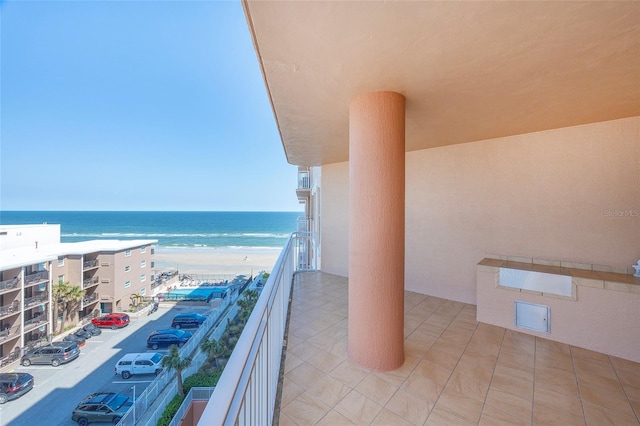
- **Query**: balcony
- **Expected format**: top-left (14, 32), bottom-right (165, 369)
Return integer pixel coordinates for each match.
top-left (184, 241), bottom-right (640, 425)
top-left (24, 315), bottom-right (47, 332)
top-left (0, 301), bottom-right (20, 319)
top-left (25, 271), bottom-right (48, 287)
top-left (83, 293), bottom-right (99, 305)
top-left (296, 169), bottom-right (311, 200)
top-left (83, 259), bottom-right (99, 270)
top-left (24, 293), bottom-right (48, 309)
top-left (83, 276), bottom-right (100, 289)
top-left (0, 276), bottom-right (20, 295)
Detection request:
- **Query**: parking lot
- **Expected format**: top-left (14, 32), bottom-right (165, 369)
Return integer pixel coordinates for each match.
top-left (1, 303), bottom-right (213, 426)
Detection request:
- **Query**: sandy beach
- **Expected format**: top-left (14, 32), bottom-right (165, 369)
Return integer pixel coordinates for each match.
top-left (152, 246), bottom-right (282, 277)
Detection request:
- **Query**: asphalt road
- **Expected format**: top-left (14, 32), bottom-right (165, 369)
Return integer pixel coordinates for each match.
top-left (1, 303), bottom-right (211, 426)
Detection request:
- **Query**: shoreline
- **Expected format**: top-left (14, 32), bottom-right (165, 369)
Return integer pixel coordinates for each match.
top-left (152, 246), bottom-right (282, 276)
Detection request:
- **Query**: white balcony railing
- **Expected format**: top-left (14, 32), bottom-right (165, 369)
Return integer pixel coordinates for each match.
top-left (197, 232), bottom-right (301, 425)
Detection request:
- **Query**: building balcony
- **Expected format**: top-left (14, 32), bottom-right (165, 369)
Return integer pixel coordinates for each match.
top-left (24, 293), bottom-right (48, 309)
top-left (25, 271), bottom-right (48, 287)
top-left (83, 259), bottom-right (99, 270)
top-left (83, 276), bottom-right (100, 289)
top-left (0, 301), bottom-right (20, 319)
top-left (0, 276), bottom-right (20, 295)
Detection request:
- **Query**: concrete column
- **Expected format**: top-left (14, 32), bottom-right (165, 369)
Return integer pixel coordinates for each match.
top-left (348, 91), bottom-right (405, 371)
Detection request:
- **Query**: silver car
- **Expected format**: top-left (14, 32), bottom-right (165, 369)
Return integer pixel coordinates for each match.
top-left (21, 343), bottom-right (80, 367)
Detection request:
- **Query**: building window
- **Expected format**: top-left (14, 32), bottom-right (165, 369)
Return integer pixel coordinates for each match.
top-left (58, 275), bottom-right (64, 284)
top-left (140, 260), bottom-right (146, 268)
top-left (57, 257), bottom-right (64, 267)
top-left (141, 274), bottom-right (146, 282)
top-left (124, 280), bottom-right (131, 288)
top-left (140, 246), bottom-right (146, 254)
top-left (125, 250), bottom-right (131, 257)
top-left (125, 266), bottom-right (131, 272)
top-left (139, 288), bottom-right (146, 296)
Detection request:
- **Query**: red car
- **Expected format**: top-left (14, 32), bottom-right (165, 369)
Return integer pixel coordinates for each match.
top-left (91, 313), bottom-right (130, 330)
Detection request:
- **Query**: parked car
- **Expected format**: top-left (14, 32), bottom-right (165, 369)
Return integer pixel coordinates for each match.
top-left (82, 323), bottom-right (102, 336)
top-left (71, 392), bottom-right (132, 425)
top-left (146, 329), bottom-right (192, 350)
top-left (91, 313), bottom-right (130, 329)
top-left (170, 312), bottom-right (207, 329)
top-left (21, 342), bottom-right (80, 367)
top-left (0, 373), bottom-right (34, 404)
top-left (74, 328), bottom-right (92, 339)
top-left (114, 352), bottom-right (164, 379)
top-left (63, 334), bottom-right (86, 347)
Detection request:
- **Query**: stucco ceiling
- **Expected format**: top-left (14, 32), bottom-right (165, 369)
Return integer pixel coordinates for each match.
top-left (242, 1), bottom-right (640, 166)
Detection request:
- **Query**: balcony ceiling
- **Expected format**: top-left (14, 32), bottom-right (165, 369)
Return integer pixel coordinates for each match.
top-left (242, 1), bottom-right (640, 166)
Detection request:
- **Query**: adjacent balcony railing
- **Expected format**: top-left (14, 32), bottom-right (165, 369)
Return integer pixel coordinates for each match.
top-left (0, 277), bottom-right (20, 294)
top-left (24, 293), bottom-right (48, 308)
top-left (0, 301), bottom-right (20, 318)
top-left (83, 276), bottom-right (99, 288)
top-left (83, 259), bottom-right (99, 270)
top-left (297, 169), bottom-right (310, 190)
top-left (25, 271), bottom-right (48, 286)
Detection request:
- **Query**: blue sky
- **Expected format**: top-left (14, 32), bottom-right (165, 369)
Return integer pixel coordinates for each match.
top-left (0, 0), bottom-right (302, 212)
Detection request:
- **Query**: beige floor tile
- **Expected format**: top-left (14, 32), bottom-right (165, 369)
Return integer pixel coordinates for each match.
top-left (615, 364), bottom-right (640, 388)
top-left (288, 340), bottom-right (324, 362)
top-left (385, 389), bottom-right (433, 425)
top-left (423, 348), bottom-right (460, 370)
top-left (445, 371), bottom-right (489, 403)
top-left (535, 350), bottom-right (574, 373)
top-left (479, 404), bottom-right (530, 426)
top-left (334, 389), bottom-right (383, 425)
top-left (435, 387), bottom-right (484, 424)
top-left (286, 362), bottom-right (327, 389)
top-left (431, 338), bottom-right (467, 358)
top-left (610, 355), bottom-right (640, 375)
top-left (570, 345), bottom-right (611, 362)
top-left (307, 349), bottom-right (345, 373)
top-left (401, 370), bottom-right (443, 402)
top-left (316, 409), bottom-right (356, 425)
top-left (534, 385), bottom-right (585, 419)
top-left (491, 364), bottom-right (534, 401)
top-left (355, 374), bottom-right (398, 406)
top-left (284, 353), bottom-right (305, 374)
top-left (329, 359), bottom-right (370, 388)
top-left (573, 356), bottom-right (618, 381)
top-left (425, 407), bottom-right (475, 425)
top-left (497, 349), bottom-right (534, 373)
top-left (281, 391), bottom-right (332, 425)
top-left (532, 400), bottom-right (586, 426)
top-left (484, 388), bottom-right (532, 423)
top-left (578, 380), bottom-right (636, 418)
top-left (582, 400), bottom-right (640, 426)
top-left (534, 364), bottom-right (579, 398)
top-left (277, 411), bottom-right (297, 426)
top-left (413, 358), bottom-right (454, 390)
top-left (306, 374), bottom-right (353, 408)
top-left (404, 336), bottom-right (434, 358)
top-left (370, 408), bottom-right (415, 426)
top-left (281, 376), bottom-right (306, 408)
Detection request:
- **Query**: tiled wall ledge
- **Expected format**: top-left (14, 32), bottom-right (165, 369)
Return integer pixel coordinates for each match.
top-left (478, 257), bottom-right (640, 296)
top-left (476, 256), bottom-right (640, 362)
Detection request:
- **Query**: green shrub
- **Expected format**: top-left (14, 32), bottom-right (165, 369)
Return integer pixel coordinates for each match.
top-left (156, 394), bottom-right (185, 426)
top-left (184, 372), bottom-right (221, 392)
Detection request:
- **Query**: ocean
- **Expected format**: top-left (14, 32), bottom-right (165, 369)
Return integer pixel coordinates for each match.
top-left (0, 211), bottom-right (300, 249)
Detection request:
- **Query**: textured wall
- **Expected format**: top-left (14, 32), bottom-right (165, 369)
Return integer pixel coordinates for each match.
top-left (321, 116), bottom-right (640, 305)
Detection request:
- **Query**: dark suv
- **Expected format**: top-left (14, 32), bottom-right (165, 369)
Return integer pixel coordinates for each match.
top-left (21, 342), bottom-right (80, 367)
top-left (171, 313), bottom-right (207, 329)
top-left (146, 329), bottom-right (192, 350)
top-left (0, 372), bottom-right (34, 404)
top-left (71, 392), bottom-right (132, 425)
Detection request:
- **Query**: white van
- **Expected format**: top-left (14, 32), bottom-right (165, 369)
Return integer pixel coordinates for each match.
top-left (114, 353), bottom-right (164, 379)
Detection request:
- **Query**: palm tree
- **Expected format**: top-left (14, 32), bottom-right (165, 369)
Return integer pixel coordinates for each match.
top-left (201, 338), bottom-right (230, 371)
top-left (52, 281), bottom-right (85, 333)
top-left (64, 285), bottom-right (84, 326)
top-left (161, 345), bottom-right (192, 396)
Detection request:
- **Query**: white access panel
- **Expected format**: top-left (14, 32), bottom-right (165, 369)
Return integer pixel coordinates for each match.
top-left (515, 301), bottom-right (550, 333)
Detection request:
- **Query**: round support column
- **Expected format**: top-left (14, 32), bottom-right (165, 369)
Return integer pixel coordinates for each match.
top-left (348, 91), bottom-right (405, 371)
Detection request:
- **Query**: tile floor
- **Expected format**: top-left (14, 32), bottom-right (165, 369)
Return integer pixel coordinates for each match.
top-left (277, 272), bottom-right (640, 425)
